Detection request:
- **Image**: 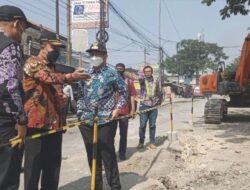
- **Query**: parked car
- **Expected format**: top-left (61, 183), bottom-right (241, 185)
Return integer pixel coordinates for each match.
top-left (193, 86), bottom-right (204, 98)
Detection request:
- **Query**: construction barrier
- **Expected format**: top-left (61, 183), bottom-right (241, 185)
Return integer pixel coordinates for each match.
top-left (190, 96), bottom-right (194, 126)
top-left (0, 99), bottom-right (196, 149)
top-left (91, 108), bottom-right (99, 190)
top-left (168, 97), bottom-right (174, 141)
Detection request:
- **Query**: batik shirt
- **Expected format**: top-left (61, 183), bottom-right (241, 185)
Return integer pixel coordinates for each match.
top-left (77, 66), bottom-right (128, 125)
top-left (23, 56), bottom-right (66, 130)
top-left (0, 42), bottom-right (27, 124)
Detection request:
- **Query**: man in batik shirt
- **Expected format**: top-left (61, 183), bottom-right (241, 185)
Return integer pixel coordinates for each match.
top-left (77, 42), bottom-right (128, 190)
top-left (0, 5), bottom-right (31, 190)
top-left (23, 31), bottom-right (90, 190)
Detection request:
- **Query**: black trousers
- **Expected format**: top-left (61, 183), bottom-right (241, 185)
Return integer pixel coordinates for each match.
top-left (24, 128), bottom-right (62, 190)
top-left (0, 116), bottom-right (23, 190)
top-left (113, 117), bottom-right (129, 156)
top-left (79, 121), bottom-right (121, 190)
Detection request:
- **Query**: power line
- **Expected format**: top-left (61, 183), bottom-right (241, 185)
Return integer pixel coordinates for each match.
top-left (108, 48), bottom-right (143, 53)
top-left (38, 0), bottom-right (55, 11)
top-left (19, 0), bottom-right (67, 26)
top-left (109, 0), bottom-right (162, 43)
top-left (108, 42), bottom-right (135, 52)
top-left (222, 45), bottom-right (241, 48)
top-left (109, 1), bottom-right (159, 49)
top-left (5, 0), bottom-right (66, 26)
top-left (49, 0), bottom-right (67, 9)
top-left (162, 0), bottom-right (182, 40)
top-left (109, 27), bottom-right (158, 53)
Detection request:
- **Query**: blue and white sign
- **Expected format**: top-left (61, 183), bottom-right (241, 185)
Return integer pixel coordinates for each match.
top-left (71, 0), bottom-right (109, 29)
top-left (73, 5), bottom-right (85, 15)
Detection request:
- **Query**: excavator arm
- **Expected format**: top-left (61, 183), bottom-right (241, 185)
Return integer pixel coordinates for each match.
top-left (235, 33), bottom-right (250, 90)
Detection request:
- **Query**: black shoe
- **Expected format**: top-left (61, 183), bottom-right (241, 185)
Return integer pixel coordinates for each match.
top-left (119, 154), bottom-right (126, 160)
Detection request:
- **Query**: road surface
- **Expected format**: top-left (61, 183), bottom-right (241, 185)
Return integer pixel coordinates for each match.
top-left (19, 98), bottom-right (250, 189)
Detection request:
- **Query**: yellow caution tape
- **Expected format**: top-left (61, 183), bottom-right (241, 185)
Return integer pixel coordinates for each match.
top-left (0, 99), bottom-right (195, 148)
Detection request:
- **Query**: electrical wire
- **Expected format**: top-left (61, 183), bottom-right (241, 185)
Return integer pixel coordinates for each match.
top-left (5, 0), bottom-right (61, 26)
top-left (109, 1), bottom-right (159, 49)
top-left (222, 45), bottom-right (241, 48)
top-left (19, 0), bottom-right (67, 26)
top-left (110, 0), bottom-right (169, 44)
top-left (162, 0), bottom-right (182, 40)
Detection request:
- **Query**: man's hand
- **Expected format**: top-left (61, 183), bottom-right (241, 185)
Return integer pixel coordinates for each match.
top-left (110, 108), bottom-right (121, 120)
top-left (130, 110), bottom-right (136, 119)
top-left (72, 68), bottom-right (91, 80)
top-left (124, 71), bottom-right (139, 81)
top-left (10, 124), bottom-right (27, 148)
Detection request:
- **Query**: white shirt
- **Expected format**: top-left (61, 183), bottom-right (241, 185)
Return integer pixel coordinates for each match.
top-left (63, 85), bottom-right (74, 101)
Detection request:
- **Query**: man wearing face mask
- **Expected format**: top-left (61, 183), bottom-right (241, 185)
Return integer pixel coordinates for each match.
top-left (0, 5), bottom-right (31, 190)
top-left (22, 31), bottom-right (90, 190)
top-left (114, 63), bottom-right (136, 161)
top-left (77, 42), bottom-right (128, 190)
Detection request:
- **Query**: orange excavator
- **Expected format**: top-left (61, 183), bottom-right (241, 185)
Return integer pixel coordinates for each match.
top-left (200, 33), bottom-right (250, 124)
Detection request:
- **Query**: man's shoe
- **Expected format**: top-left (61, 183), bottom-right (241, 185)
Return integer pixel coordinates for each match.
top-left (119, 154), bottom-right (126, 161)
top-left (136, 143), bottom-right (144, 149)
top-left (149, 144), bottom-right (157, 149)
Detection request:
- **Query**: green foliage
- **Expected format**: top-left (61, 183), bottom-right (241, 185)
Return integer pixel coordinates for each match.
top-left (226, 56), bottom-right (240, 72)
top-left (164, 56), bottom-right (178, 74)
top-left (202, 0), bottom-right (250, 19)
top-left (164, 39), bottom-right (228, 76)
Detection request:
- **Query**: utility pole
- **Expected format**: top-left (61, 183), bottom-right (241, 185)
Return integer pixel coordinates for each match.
top-left (67, 0), bottom-right (72, 65)
top-left (100, 0), bottom-right (105, 43)
top-left (56, 0), bottom-right (59, 35)
top-left (96, 0), bottom-right (109, 45)
top-left (158, 0), bottom-right (163, 91)
top-left (144, 47), bottom-right (147, 65)
top-left (159, 47), bottom-right (164, 87)
top-left (176, 42), bottom-right (179, 84)
top-left (162, 48), bottom-right (164, 84)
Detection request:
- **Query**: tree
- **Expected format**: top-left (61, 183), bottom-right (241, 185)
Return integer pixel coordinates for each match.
top-left (164, 56), bottom-right (178, 74)
top-left (202, 0), bottom-right (250, 19)
top-left (226, 56), bottom-right (240, 72)
top-left (164, 39), bottom-right (228, 83)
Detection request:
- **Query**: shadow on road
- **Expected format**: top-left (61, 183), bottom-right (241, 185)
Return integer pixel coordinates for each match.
top-left (224, 111), bottom-right (250, 123)
top-left (120, 136), bottom-right (168, 161)
top-left (196, 110), bottom-right (250, 144)
top-left (59, 172), bottom-right (148, 190)
top-left (193, 116), bottom-right (205, 127)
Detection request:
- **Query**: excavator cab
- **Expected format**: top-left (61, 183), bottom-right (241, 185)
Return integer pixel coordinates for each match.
top-left (200, 61), bottom-right (240, 96)
top-left (199, 61), bottom-right (225, 95)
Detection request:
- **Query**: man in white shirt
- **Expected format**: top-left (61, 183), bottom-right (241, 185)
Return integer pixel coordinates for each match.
top-left (63, 84), bottom-right (75, 114)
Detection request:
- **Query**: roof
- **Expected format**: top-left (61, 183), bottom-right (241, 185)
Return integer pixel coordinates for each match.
top-left (27, 20), bottom-right (67, 41)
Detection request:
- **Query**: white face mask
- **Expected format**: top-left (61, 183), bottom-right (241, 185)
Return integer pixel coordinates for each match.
top-left (89, 56), bottom-right (103, 67)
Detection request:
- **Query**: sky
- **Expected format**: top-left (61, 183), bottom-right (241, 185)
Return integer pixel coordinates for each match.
top-left (1, 0), bottom-right (249, 69)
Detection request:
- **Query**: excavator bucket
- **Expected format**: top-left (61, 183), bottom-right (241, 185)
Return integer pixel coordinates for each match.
top-left (235, 33), bottom-right (250, 90)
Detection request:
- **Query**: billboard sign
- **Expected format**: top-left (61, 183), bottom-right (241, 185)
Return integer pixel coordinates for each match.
top-left (71, 0), bottom-right (109, 29)
top-left (72, 29), bottom-right (88, 52)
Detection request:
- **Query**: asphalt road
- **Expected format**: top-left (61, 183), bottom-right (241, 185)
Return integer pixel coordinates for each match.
top-left (18, 98), bottom-right (207, 190)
